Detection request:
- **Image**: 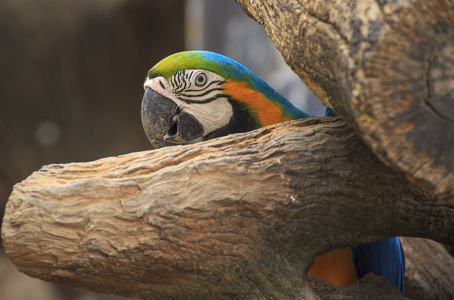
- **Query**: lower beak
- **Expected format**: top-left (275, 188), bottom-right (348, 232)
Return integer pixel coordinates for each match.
top-left (141, 88), bottom-right (205, 148)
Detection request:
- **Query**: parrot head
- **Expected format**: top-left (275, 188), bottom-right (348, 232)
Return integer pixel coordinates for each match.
top-left (141, 51), bottom-right (311, 148)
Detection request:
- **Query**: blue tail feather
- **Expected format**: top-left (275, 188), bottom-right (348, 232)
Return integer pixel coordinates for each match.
top-left (324, 106), bottom-right (336, 117)
top-left (351, 237), bottom-right (404, 293)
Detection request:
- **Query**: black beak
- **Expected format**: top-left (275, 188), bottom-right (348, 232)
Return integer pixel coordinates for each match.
top-left (141, 88), bottom-right (204, 148)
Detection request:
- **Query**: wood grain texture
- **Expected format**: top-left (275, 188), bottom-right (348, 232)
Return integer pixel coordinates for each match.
top-left (401, 237), bottom-right (454, 300)
top-left (2, 118), bottom-right (453, 299)
top-left (235, 0), bottom-right (454, 204)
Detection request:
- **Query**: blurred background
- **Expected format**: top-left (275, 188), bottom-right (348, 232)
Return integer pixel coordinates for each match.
top-left (0, 0), bottom-right (320, 299)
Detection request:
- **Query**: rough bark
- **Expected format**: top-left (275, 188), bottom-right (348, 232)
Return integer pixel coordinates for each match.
top-left (400, 237), bottom-right (454, 300)
top-left (2, 118), bottom-right (453, 299)
top-left (234, 0), bottom-right (454, 204)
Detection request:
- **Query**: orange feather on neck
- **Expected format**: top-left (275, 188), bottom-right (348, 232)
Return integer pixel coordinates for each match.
top-left (222, 79), bottom-right (292, 127)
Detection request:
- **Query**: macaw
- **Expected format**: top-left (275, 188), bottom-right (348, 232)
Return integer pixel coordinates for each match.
top-left (141, 50), bottom-right (404, 292)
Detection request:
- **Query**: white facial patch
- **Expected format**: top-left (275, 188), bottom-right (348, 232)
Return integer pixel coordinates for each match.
top-left (183, 98), bottom-right (233, 135)
top-left (144, 71), bottom-right (234, 137)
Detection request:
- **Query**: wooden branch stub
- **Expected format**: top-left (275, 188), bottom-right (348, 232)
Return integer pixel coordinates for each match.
top-left (235, 0), bottom-right (454, 203)
top-left (2, 118), bottom-right (453, 299)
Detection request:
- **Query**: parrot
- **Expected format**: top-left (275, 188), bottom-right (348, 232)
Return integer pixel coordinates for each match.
top-left (141, 50), bottom-right (404, 292)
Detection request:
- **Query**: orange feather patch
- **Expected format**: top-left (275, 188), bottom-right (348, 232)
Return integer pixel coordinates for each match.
top-left (308, 248), bottom-right (357, 286)
top-left (222, 80), bottom-right (292, 126)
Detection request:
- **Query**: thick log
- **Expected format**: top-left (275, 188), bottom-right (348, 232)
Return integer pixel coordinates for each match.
top-left (235, 0), bottom-right (454, 203)
top-left (2, 118), bottom-right (453, 299)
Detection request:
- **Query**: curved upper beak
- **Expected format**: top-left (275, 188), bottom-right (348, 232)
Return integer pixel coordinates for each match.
top-left (141, 88), bottom-right (204, 148)
top-left (141, 88), bottom-right (179, 148)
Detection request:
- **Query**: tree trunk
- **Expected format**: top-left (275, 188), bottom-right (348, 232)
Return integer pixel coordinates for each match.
top-left (235, 0), bottom-right (454, 204)
top-left (2, 118), bottom-right (453, 299)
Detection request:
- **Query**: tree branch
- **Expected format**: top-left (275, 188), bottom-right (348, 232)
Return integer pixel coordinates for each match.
top-left (2, 118), bottom-right (453, 299)
top-left (235, 0), bottom-right (454, 204)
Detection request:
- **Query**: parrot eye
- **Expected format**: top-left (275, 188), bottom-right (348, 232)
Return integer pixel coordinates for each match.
top-left (194, 72), bottom-right (207, 87)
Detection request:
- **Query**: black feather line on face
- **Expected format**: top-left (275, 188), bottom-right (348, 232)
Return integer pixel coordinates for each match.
top-left (176, 93), bottom-right (225, 104)
top-left (184, 80), bottom-right (223, 92)
top-left (185, 70), bottom-right (194, 81)
top-left (171, 74), bottom-right (179, 90)
top-left (179, 88), bottom-right (224, 99)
